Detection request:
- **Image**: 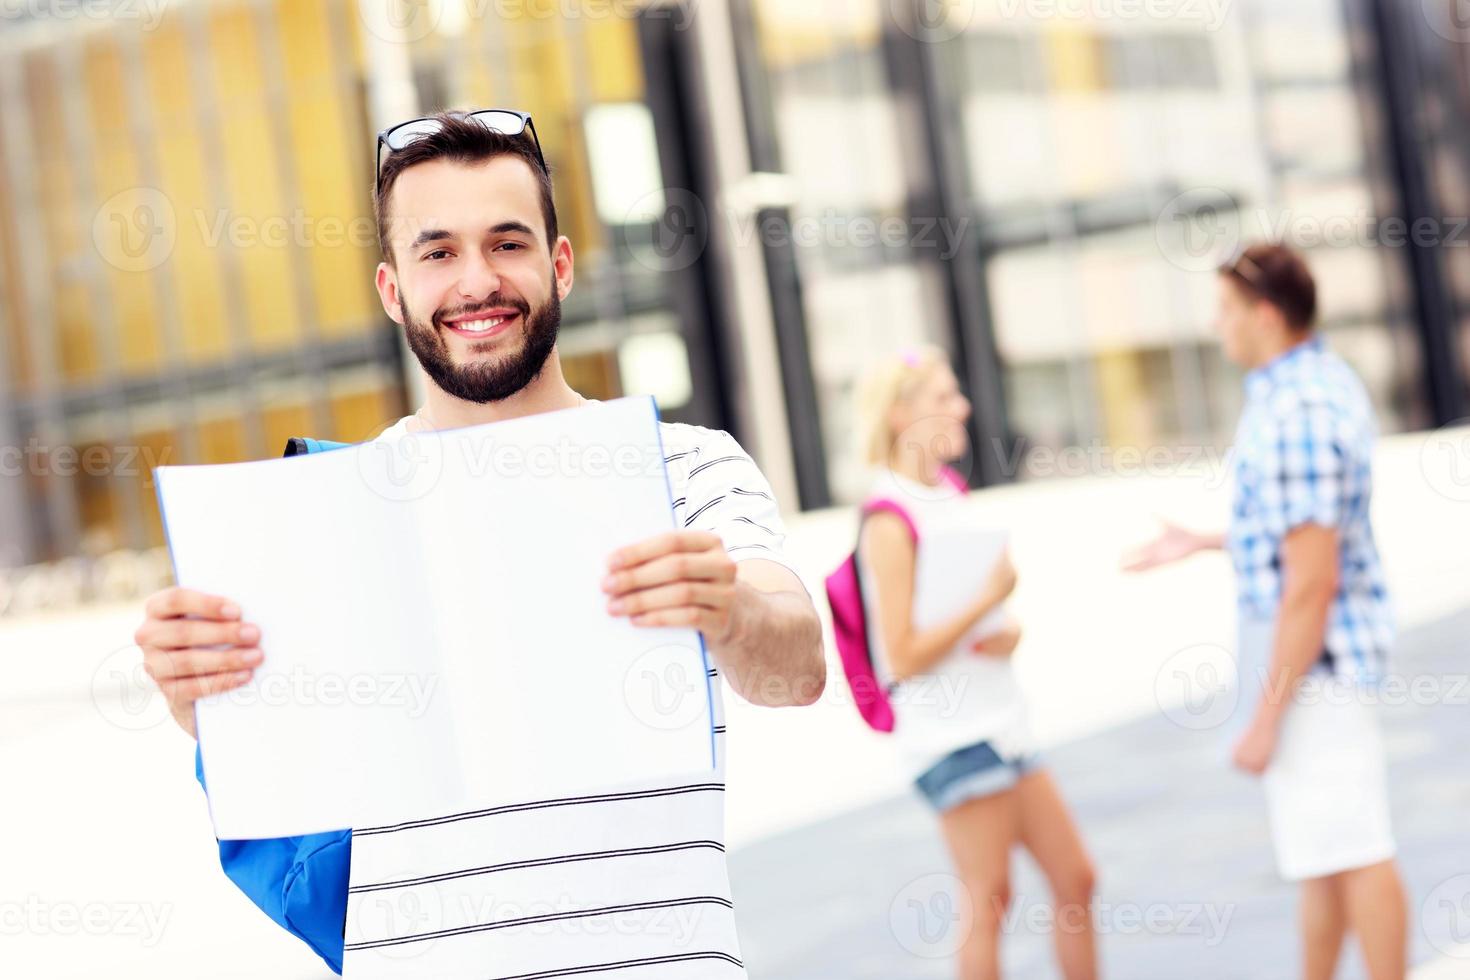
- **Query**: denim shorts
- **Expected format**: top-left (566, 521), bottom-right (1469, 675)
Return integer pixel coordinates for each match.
top-left (914, 739), bottom-right (1041, 813)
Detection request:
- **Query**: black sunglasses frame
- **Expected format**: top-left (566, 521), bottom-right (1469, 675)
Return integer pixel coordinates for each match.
top-left (374, 109), bottom-right (547, 194)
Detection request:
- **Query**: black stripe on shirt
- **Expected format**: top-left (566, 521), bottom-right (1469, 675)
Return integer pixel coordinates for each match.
top-left (683, 496), bottom-right (725, 527)
top-left (354, 784), bottom-right (726, 837)
top-left (344, 896), bottom-right (736, 951)
top-left (490, 950), bottom-right (744, 980)
top-left (350, 840), bottom-right (726, 894)
top-left (732, 515), bottom-right (775, 536)
top-left (688, 455), bottom-right (745, 479)
top-left (728, 487), bottom-right (772, 500)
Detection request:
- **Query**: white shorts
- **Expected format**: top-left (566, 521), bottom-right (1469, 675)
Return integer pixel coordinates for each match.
top-left (1239, 617), bottom-right (1397, 881)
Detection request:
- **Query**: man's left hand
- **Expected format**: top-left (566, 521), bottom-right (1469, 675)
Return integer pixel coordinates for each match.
top-left (603, 530), bottom-right (740, 645)
top-left (1232, 714), bottom-right (1280, 776)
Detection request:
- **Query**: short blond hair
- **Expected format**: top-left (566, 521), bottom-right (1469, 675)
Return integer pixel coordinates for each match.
top-left (855, 344), bottom-right (951, 467)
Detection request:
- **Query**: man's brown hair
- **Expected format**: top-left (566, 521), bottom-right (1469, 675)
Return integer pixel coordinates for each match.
top-left (1219, 242), bottom-right (1317, 331)
top-left (373, 111), bottom-right (558, 265)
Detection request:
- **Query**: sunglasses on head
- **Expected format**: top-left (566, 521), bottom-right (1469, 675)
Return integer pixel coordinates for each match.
top-left (374, 109), bottom-right (547, 193)
top-left (1223, 244), bottom-right (1271, 293)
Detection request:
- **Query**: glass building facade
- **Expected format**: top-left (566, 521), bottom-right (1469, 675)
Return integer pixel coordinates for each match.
top-left (1, 0), bottom-right (1467, 569)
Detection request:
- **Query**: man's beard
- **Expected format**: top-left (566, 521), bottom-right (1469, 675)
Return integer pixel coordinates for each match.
top-left (400, 287), bottom-right (561, 404)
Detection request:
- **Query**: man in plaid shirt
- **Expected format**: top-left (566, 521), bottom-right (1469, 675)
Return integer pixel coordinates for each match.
top-left (1127, 243), bottom-right (1407, 980)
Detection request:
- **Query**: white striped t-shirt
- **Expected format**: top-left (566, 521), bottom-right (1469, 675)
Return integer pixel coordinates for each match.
top-left (341, 409), bottom-right (799, 980)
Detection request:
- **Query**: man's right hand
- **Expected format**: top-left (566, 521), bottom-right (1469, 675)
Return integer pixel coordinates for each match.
top-left (133, 587), bottom-right (262, 738)
top-left (1121, 519), bottom-right (1219, 573)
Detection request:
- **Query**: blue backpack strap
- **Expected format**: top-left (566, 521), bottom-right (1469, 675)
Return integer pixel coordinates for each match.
top-left (283, 437), bottom-right (352, 457)
top-left (197, 432), bottom-right (353, 974)
top-left (195, 751), bottom-right (350, 973)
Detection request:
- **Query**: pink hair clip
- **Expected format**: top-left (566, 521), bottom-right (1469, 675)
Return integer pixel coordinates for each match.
top-left (899, 347), bottom-right (921, 368)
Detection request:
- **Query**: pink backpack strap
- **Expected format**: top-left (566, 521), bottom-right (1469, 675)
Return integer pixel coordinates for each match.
top-left (938, 465), bottom-right (970, 494)
top-left (860, 497), bottom-right (918, 541)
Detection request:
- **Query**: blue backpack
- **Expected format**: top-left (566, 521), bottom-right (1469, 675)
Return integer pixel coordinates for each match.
top-left (196, 436), bottom-right (353, 973)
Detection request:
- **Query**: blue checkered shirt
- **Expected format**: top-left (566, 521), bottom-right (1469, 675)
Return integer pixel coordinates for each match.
top-left (1226, 336), bottom-right (1394, 683)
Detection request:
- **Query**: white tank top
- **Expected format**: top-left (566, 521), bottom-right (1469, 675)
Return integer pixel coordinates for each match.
top-left (856, 467), bottom-right (1035, 779)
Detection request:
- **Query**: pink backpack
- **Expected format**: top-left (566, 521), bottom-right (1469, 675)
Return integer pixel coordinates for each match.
top-left (824, 466), bottom-right (969, 733)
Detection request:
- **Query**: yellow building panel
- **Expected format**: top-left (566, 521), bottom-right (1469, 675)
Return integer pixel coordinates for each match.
top-left (0, 147), bottom-right (35, 394)
top-left (159, 127), bottom-right (234, 365)
top-left (274, 0), bottom-right (333, 85)
top-left (73, 455), bottom-right (119, 550)
top-left (209, 2), bottom-right (264, 103)
top-left (78, 39), bottom-right (166, 376)
top-left (209, 5), bottom-right (302, 353)
top-left (261, 398), bottom-right (313, 456)
top-left (1044, 28), bottom-right (1104, 94)
top-left (221, 112), bottom-right (304, 353)
top-left (198, 414), bottom-right (247, 464)
top-left (81, 36), bottom-right (129, 143)
top-left (133, 424), bottom-right (176, 548)
top-left (286, 90), bottom-right (377, 338)
top-left (140, 17), bottom-right (193, 124)
top-left (330, 384), bottom-right (395, 443)
top-left (583, 18), bottom-right (644, 103)
top-left (1094, 349), bottom-right (1151, 449)
top-left (53, 283), bottom-right (99, 383)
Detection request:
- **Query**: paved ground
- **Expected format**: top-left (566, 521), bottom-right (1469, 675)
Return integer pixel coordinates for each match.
top-left (729, 607), bottom-right (1470, 980)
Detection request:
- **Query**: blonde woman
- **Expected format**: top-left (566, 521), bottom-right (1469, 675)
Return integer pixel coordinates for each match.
top-left (856, 346), bottom-right (1098, 980)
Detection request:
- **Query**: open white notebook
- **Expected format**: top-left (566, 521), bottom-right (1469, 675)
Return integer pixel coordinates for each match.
top-left (154, 396), bottom-right (715, 840)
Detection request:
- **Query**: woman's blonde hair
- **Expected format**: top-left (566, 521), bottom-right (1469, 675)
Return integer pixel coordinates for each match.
top-left (855, 344), bottom-right (951, 467)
